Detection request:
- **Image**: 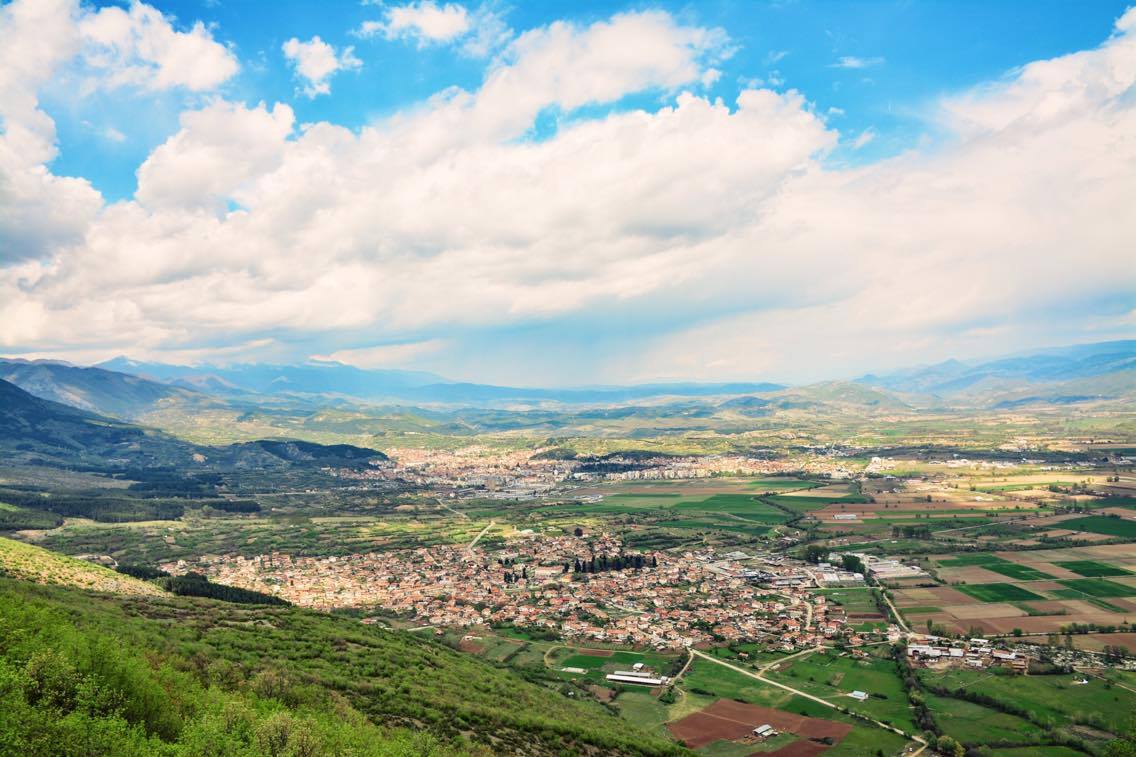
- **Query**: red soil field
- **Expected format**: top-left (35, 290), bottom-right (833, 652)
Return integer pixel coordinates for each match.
top-left (667, 699), bottom-right (851, 750)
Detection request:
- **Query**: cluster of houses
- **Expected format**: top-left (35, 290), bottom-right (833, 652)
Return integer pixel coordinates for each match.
top-left (167, 533), bottom-right (865, 649)
top-left (906, 636), bottom-right (1027, 672)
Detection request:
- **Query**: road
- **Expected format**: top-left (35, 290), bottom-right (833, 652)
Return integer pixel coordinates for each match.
top-left (690, 649), bottom-right (926, 750)
top-left (468, 520), bottom-right (495, 551)
top-left (436, 497), bottom-right (471, 521)
top-left (879, 589), bottom-right (910, 633)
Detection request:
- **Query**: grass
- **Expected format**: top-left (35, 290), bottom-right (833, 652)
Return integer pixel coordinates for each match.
top-left (813, 588), bottom-right (881, 615)
top-left (922, 692), bottom-right (1043, 746)
top-left (0, 577), bottom-right (687, 755)
top-left (955, 583), bottom-right (1046, 603)
top-left (1054, 578), bottom-right (1136, 598)
top-left (0, 536), bottom-right (164, 596)
top-left (1057, 560), bottom-right (1133, 577)
top-left (654, 518), bottom-right (772, 537)
top-left (1058, 515), bottom-right (1136, 538)
top-left (939, 553), bottom-right (1004, 566)
top-left (939, 554), bottom-right (1055, 580)
top-left (919, 667), bottom-right (1136, 736)
top-left (765, 651), bottom-right (918, 734)
top-left (982, 562), bottom-right (1056, 581)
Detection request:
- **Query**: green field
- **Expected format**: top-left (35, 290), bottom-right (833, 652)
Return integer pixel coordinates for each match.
top-left (765, 651), bottom-right (918, 734)
top-left (1058, 515), bottom-right (1136, 538)
top-left (654, 518), bottom-right (773, 536)
top-left (1054, 578), bottom-right (1136, 598)
top-left (679, 658), bottom-right (909, 754)
top-left (1057, 560), bottom-right (1133, 577)
top-left (939, 553), bottom-right (1004, 566)
top-left (939, 554), bottom-right (1054, 579)
top-left (955, 583), bottom-right (1046, 602)
top-left (919, 668), bottom-right (1136, 736)
top-left (923, 692), bottom-right (1043, 746)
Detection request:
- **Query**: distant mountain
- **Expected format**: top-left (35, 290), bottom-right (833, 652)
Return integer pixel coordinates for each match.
top-left (0, 378), bottom-right (385, 471)
top-left (857, 340), bottom-right (1136, 404)
top-left (98, 356), bottom-right (783, 404)
top-left (0, 358), bottom-right (212, 420)
top-left (98, 357), bottom-right (447, 398)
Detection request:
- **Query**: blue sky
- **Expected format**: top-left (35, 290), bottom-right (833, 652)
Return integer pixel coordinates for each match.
top-left (49, 0), bottom-right (1129, 199)
top-left (1, 0), bottom-right (1134, 385)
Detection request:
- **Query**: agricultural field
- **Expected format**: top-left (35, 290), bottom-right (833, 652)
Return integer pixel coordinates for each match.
top-left (764, 650), bottom-right (917, 734)
top-left (921, 692), bottom-right (1045, 747)
top-left (1058, 515), bottom-right (1136, 538)
top-left (918, 667), bottom-right (1136, 741)
top-left (675, 658), bottom-right (911, 756)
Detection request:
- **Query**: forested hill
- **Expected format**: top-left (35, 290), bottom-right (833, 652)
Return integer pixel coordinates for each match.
top-left (0, 377), bottom-right (385, 473)
top-left (0, 575), bottom-right (687, 756)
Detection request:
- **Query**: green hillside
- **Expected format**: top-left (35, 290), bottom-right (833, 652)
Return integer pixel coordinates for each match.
top-left (0, 573), bottom-right (686, 755)
top-left (0, 536), bottom-right (164, 597)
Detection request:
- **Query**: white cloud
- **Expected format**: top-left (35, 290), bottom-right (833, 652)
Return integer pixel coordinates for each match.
top-left (282, 36), bottom-right (361, 97)
top-left (1, 8), bottom-right (1134, 382)
top-left (136, 100), bottom-right (295, 211)
top-left (313, 339), bottom-right (449, 368)
top-left (0, 0), bottom-right (237, 264)
top-left (356, 1), bottom-right (511, 57)
top-left (368, 1), bottom-right (471, 43)
top-left (851, 127), bottom-right (875, 148)
top-left (831, 55), bottom-right (884, 69)
top-left (78, 1), bottom-right (238, 92)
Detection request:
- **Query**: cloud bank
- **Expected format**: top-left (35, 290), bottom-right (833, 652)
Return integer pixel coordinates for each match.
top-left (0, 2), bottom-right (1133, 383)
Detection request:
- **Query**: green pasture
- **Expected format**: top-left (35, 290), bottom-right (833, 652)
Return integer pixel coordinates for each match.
top-left (1058, 516), bottom-right (1136, 538)
top-left (955, 583), bottom-right (1046, 602)
top-left (922, 692), bottom-right (1043, 746)
top-left (1057, 560), bottom-right (1132, 577)
top-left (1053, 578), bottom-right (1136, 598)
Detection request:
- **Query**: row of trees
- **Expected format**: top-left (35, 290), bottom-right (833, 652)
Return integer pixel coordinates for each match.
top-left (571, 554), bottom-right (656, 574)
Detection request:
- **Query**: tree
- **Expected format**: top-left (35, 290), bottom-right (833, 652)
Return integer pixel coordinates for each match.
top-left (574, 527), bottom-right (584, 537)
top-left (935, 735), bottom-right (965, 757)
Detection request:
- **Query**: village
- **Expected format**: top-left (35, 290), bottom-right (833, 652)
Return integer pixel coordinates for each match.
top-left (165, 531), bottom-right (883, 650)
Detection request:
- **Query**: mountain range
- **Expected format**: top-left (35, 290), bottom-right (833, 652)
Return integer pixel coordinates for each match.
top-left (2, 340), bottom-right (1132, 427)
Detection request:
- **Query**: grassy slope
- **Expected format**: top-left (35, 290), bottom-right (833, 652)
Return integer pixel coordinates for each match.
top-left (0, 575), bottom-right (686, 756)
top-left (0, 536), bottom-right (164, 597)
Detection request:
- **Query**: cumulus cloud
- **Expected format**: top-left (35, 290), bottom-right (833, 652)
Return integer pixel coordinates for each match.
top-left (282, 36), bottom-right (361, 97)
top-left (356, 1), bottom-right (510, 57)
top-left (0, 0), bottom-right (237, 264)
top-left (361, 1), bottom-right (471, 43)
top-left (78, 2), bottom-right (238, 92)
top-left (1, 7), bottom-right (1134, 381)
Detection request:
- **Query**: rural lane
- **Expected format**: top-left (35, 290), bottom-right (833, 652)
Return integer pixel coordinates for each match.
top-left (689, 649), bottom-right (926, 751)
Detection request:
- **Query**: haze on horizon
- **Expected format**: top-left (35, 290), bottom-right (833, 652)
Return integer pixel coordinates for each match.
top-left (1, 0), bottom-right (1134, 387)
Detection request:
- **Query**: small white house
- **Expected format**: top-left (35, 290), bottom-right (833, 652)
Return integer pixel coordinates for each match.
top-left (850, 690), bottom-right (869, 701)
top-left (753, 724), bottom-right (776, 739)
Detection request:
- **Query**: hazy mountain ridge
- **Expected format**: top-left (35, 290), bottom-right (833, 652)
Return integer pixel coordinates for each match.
top-left (0, 378), bottom-right (386, 472)
top-left (856, 340), bottom-right (1136, 404)
top-left (0, 358), bottom-right (214, 420)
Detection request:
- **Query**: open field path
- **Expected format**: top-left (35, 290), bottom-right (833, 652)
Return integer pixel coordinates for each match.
top-left (689, 649), bottom-right (926, 750)
top-left (879, 590), bottom-right (910, 633)
top-left (468, 520), bottom-right (495, 551)
top-left (436, 497), bottom-right (471, 520)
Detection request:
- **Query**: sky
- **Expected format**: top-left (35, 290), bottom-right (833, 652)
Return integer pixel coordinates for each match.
top-left (0, 0), bottom-right (1134, 386)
